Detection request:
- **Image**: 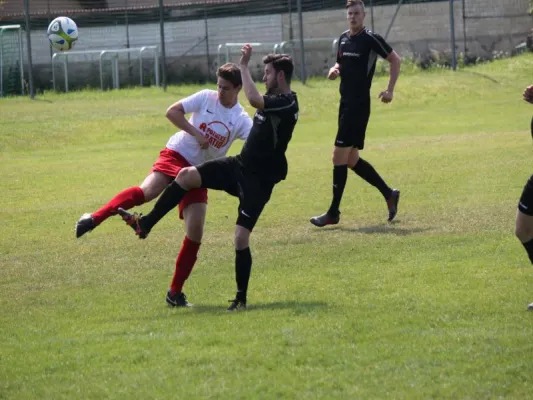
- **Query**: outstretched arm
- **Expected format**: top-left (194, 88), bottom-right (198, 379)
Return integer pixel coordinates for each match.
top-left (239, 44), bottom-right (264, 110)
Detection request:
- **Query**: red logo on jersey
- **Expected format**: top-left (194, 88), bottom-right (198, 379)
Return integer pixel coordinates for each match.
top-left (199, 121), bottom-right (230, 149)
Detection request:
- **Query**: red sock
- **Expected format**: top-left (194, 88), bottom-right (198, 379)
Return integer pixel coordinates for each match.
top-left (92, 186), bottom-right (145, 226)
top-left (170, 236), bottom-right (201, 294)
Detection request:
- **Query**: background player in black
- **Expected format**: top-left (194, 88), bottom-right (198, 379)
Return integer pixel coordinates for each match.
top-left (310, 0), bottom-right (402, 227)
top-left (516, 84), bottom-right (533, 310)
top-left (118, 44), bottom-right (299, 311)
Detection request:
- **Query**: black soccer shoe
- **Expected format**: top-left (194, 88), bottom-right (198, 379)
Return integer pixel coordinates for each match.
top-left (386, 189), bottom-right (401, 222)
top-left (309, 212), bottom-right (340, 227)
top-left (227, 298), bottom-right (247, 311)
top-left (166, 291), bottom-right (192, 307)
top-left (76, 213), bottom-right (95, 238)
top-left (117, 208), bottom-right (150, 239)
top-left (527, 301), bottom-right (533, 311)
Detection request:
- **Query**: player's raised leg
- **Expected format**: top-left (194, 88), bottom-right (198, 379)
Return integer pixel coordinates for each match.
top-left (119, 167), bottom-right (202, 239)
top-left (75, 171), bottom-right (171, 238)
top-left (350, 154), bottom-right (400, 222)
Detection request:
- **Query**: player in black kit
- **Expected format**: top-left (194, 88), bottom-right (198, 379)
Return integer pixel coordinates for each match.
top-left (516, 84), bottom-right (533, 310)
top-left (118, 44), bottom-right (299, 311)
top-left (310, 0), bottom-right (402, 227)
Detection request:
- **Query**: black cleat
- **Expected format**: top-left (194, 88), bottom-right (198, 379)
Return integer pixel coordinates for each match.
top-left (227, 298), bottom-right (247, 311)
top-left (528, 301), bottom-right (533, 311)
top-left (117, 208), bottom-right (150, 239)
top-left (387, 189), bottom-right (400, 222)
top-left (76, 213), bottom-right (95, 238)
top-left (309, 212), bottom-right (340, 227)
top-left (166, 290), bottom-right (192, 307)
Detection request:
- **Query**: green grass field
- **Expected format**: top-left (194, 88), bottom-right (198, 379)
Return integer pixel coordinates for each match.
top-left (2, 54), bottom-right (533, 399)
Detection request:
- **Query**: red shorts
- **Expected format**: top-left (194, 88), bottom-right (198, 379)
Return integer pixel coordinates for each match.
top-left (151, 147), bottom-right (208, 219)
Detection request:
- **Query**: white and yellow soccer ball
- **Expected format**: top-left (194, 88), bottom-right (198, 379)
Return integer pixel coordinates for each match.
top-left (47, 16), bottom-right (79, 51)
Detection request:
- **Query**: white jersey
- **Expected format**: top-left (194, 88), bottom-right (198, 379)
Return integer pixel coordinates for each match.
top-left (166, 89), bottom-right (252, 166)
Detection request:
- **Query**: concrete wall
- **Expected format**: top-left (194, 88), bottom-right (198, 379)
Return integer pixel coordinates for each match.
top-left (285, 0), bottom-right (531, 58)
top-left (20, 0), bottom-right (532, 90)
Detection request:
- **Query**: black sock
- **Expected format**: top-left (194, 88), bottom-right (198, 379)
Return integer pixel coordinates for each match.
top-left (142, 181), bottom-right (188, 230)
top-left (522, 238), bottom-right (533, 264)
top-left (327, 165), bottom-right (347, 216)
top-left (352, 158), bottom-right (392, 200)
top-left (235, 247), bottom-right (252, 302)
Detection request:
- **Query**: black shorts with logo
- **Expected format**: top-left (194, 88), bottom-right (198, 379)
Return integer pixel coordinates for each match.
top-left (335, 100), bottom-right (371, 149)
top-left (518, 174), bottom-right (533, 216)
top-left (196, 156), bottom-right (275, 231)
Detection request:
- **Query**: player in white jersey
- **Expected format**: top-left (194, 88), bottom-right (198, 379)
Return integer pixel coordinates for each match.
top-left (75, 63), bottom-right (252, 307)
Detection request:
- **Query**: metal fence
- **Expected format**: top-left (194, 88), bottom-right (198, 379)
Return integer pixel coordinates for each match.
top-left (0, 0), bottom-right (531, 97)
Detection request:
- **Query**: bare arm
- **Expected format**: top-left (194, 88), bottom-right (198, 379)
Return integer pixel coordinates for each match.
top-left (240, 44), bottom-right (264, 110)
top-left (379, 51), bottom-right (401, 103)
top-left (166, 102), bottom-right (208, 148)
top-left (386, 50), bottom-right (401, 93)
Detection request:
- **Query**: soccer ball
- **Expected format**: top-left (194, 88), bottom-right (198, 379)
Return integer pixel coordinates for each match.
top-left (47, 17), bottom-right (78, 51)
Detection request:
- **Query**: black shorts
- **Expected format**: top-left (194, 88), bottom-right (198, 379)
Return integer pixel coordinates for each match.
top-left (196, 156), bottom-right (275, 231)
top-left (518, 174), bottom-right (533, 216)
top-left (335, 100), bottom-right (371, 149)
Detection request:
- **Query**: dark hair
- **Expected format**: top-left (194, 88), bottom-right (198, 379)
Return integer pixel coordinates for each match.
top-left (346, 0), bottom-right (365, 8)
top-left (262, 54), bottom-right (294, 84)
top-left (217, 62), bottom-right (242, 87)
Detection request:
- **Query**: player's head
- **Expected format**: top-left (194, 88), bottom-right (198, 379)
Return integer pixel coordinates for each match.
top-left (217, 62), bottom-right (242, 108)
top-left (262, 54), bottom-right (294, 94)
top-left (346, 0), bottom-right (365, 31)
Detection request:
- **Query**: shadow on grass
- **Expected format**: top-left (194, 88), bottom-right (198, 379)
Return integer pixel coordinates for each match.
top-left (188, 300), bottom-right (329, 315)
top-left (457, 69), bottom-right (501, 84)
top-left (310, 221), bottom-right (431, 236)
top-left (31, 97), bottom-right (54, 103)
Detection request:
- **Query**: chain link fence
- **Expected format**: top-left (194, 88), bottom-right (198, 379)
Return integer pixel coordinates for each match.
top-left (0, 0), bottom-right (531, 96)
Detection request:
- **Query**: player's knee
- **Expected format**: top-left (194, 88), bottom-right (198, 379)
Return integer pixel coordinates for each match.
top-left (175, 167), bottom-right (191, 186)
top-left (515, 224), bottom-right (532, 243)
top-left (347, 150), bottom-right (360, 168)
top-left (234, 227), bottom-right (250, 250)
top-left (332, 153), bottom-right (347, 165)
top-left (140, 172), bottom-right (170, 201)
top-left (186, 222), bottom-right (204, 243)
top-left (183, 204), bottom-right (206, 242)
top-left (141, 184), bottom-right (164, 202)
top-left (347, 156), bottom-right (360, 169)
top-left (140, 186), bottom-right (157, 202)
top-left (332, 148), bottom-right (350, 165)
top-left (234, 236), bottom-right (249, 250)
top-left (176, 167), bottom-right (201, 189)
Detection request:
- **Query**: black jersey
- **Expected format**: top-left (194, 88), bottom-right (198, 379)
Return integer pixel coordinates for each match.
top-left (238, 92), bottom-right (299, 183)
top-left (336, 28), bottom-right (393, 102)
